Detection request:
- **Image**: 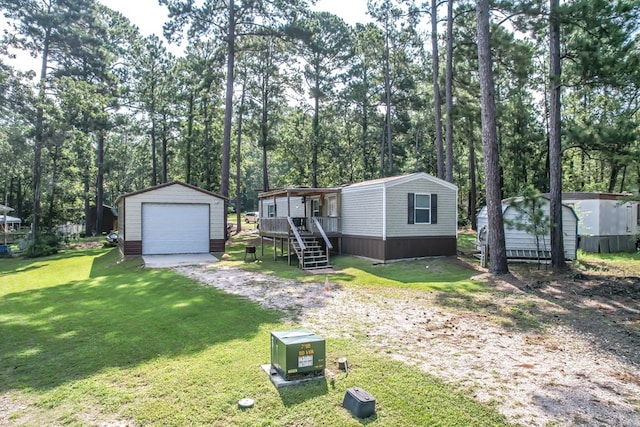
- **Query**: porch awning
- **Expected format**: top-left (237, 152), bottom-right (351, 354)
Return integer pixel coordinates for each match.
top-left (258, 187), bottom-right (342, 199)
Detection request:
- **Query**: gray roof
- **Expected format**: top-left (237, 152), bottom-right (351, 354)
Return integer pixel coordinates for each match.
top-left (0, 215), bottom-right (21, 223)
top-left (0, 204), bottom-right (14, 214)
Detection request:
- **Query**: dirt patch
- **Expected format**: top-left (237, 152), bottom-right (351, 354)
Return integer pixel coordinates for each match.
top-left (507, 265), bottom-right (640, 368)
top-left (66, 240), bottom-right (104, 250)
top-left (176, 259), bottom-right (640, 427)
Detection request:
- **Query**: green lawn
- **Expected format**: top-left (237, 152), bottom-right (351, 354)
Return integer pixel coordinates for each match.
top-left (0, 246), bottom-right (509, 426)
top-left (221, 233), bottom-right (485, 292)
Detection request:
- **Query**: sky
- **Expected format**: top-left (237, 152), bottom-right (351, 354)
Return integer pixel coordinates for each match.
top-left (7, 0), bottom-right (370, 73)
top-left (99, 0), bottom-right (371, 41)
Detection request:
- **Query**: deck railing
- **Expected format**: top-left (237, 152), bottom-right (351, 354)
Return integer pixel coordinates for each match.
top-left (259, 217), bottom-right (290, 235)
top-left (287, 216), bottom-right (306, 251)
top-left (312, 217), bottom-right (333, 254)
top-left (260, 216), bottom-right (341, 236)
top-left (308, 216), bottom-right (341, 234)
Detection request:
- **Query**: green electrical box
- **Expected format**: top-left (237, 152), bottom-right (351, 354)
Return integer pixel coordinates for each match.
top-left (271, 328), bottom-right (326, 380)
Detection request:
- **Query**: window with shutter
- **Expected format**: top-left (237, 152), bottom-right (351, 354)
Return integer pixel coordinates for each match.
top-left (431, 194), bottom-right (437, 224)
top-left (408, 193), bottom-right (415, 224)
top-left (409, 193), bottom-right (436, 224)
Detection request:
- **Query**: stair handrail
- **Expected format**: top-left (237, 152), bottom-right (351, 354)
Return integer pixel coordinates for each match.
top-left (312, 217), bottom-right (333, 250)
top-left (287, 216), bottom-right (306, 251)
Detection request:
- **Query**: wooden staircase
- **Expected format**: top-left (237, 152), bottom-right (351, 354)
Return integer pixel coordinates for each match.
top-left (291, 234), bottom-right (330, 270)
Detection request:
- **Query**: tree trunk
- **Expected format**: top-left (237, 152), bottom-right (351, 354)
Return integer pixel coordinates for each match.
top-left (15, 177), bottom-right (23, 219)
top-left (619, 165), bottom-right (626, 193)
top-left (84, 178), bottom-right (91, 236)
top-left (379, 120), bottom-right (386, 178)
top-left (32, 27), bottom-right (51, 245)
top-left (476, 0), bottom-right (509, 275)
top-left (384, 16), bottom-right (392, 175)
top-left (47, 138), bottom-right (62, 228)
top-left (444, 0), bottom-right (454, 183)
top-left (161, 113), bottom-right (168, 183)
top-left (549, 0), bottom-right (565, 268)
top-left (261, 73), bottom-right (270, 192)
top-left (221, 0), bottom-right (236, 234)
top-left (312, 67), bottom-right (320, 188)
top-left (96, 131), bottom-right (105, 235)
top-left (150, 81), bottom-right (158, 186)
top-left (467, 118), bottom-right (477, 230)
top-left (362, 74), bottom-right (370, 180)
top-left (262, 144), bottom-right (269, 191)
top-left (186, 92), bottom-right (194, 184)
top-left (432, 0), bottom-right (444, 180)
top-left (608, 163), bottom-right (619, 193)
top-left (8, 177), bottom-right (15, 214)
top-left (203, 98), bottom-right (212, 190)
top-left (235, 78), bottom-right (246, 233)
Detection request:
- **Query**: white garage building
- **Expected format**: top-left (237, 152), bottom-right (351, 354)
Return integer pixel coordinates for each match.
top-left (116, 181), bottom-right (226, 256)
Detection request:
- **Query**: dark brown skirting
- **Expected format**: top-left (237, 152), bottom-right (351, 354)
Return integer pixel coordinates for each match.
top-left (121, 239), bottom-right (224, 255)
top-left (210, 239), bottom-right (225, 253)
top-left (123, 240), bottom-right (142, 256)
top-left (341, 235), bottom-right (456, 261)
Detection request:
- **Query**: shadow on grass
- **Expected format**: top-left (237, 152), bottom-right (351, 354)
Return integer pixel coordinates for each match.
top-left (0, 247), bottom-right (108, 277)
top-left (330, 255), bottom-right (485, 292)
top-left (435, 287), bottom-right (544, 331)
top-left (277, 378), bottom-right (329, 406)
top-left (0, 263), bottom-right (48, 277)
top-left (435, 266), bottom-right (640, 366)
top-left (0, 250), bottom-right (279, 393)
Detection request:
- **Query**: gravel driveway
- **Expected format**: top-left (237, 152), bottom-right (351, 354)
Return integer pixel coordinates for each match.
top-left (175, 262), bottom-right (640, 427)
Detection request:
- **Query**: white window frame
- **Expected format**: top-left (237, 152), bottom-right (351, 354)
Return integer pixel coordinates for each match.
top-left (414, 193), bottom-right (431, 224)
top-left (327, 196), bottom-right (338, 217)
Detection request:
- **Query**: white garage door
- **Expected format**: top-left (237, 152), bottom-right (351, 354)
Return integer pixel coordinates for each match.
top-left (142, 204), bottom-right (210, 255)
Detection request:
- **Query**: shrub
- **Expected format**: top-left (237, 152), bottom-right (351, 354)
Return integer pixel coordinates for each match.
top-left (25, 233), bottom-right (60, 258)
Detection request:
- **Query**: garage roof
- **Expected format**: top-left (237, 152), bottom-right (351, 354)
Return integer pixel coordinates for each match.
top-left (115, 181), bottom-right (227, 203)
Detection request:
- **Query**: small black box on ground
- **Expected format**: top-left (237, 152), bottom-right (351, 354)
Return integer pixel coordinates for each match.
top-left (342, 387), bottom-right (376, 418)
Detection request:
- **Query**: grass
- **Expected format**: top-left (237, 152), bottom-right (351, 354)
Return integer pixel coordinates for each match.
top-left (575, 249), bottom-right (640, 276)
top-left (221, 232), bottom-right (486, 292)
top-left (0, 245), bottom-right (510, 426)
top-left (456, 229), bottom-right (478, 254)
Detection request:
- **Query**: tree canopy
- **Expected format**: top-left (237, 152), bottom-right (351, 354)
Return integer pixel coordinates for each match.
top-left (1, 0), bottom-right (639, 265)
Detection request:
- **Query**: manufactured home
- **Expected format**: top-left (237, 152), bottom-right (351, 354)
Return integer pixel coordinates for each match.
top-left (115, 181), bottom-right (226, 256)
top-left (341, 173), bottom-right (458, 260)
top-left (558, 192), bottom-right (639, 253)
top-left (477, 196), bottom-right (578, 261)
top-left (258, 173), bottom-right (458, 269)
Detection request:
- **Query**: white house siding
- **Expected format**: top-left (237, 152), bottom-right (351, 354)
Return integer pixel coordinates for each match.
top-left (560, 194), bottom-right (638, 253)
top-left (477, 200), bottom-right (578, 260)
top-left (502, 203), bottom-right (577, 259)
top-left (261, 197), bottom-right (305, 218)
top-left (600, 200), bottom-right (625, 235)
top-left (123, 184), bottom-right (225, 241)
top-left (565, 198), bottom-right (637, 237)
top-left (117, 201), bottom-right (124, 235)
top-left (385, 176), bottom-right (457, 238)
top-left (341, 185), bottom-right (385, 238)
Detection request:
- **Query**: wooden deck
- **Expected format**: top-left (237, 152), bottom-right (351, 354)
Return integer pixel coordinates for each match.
top-left (259, 216), bottom-right (341, 237)
top-left (258, 216), bottom-right (340, 270)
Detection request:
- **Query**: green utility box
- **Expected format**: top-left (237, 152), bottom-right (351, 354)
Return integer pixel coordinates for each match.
top-left (271, 328), bottom-right (326, 380)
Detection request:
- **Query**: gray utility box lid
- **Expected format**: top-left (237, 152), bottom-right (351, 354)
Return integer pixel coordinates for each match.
top-left (343, 387), bottom-right (376, 418)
